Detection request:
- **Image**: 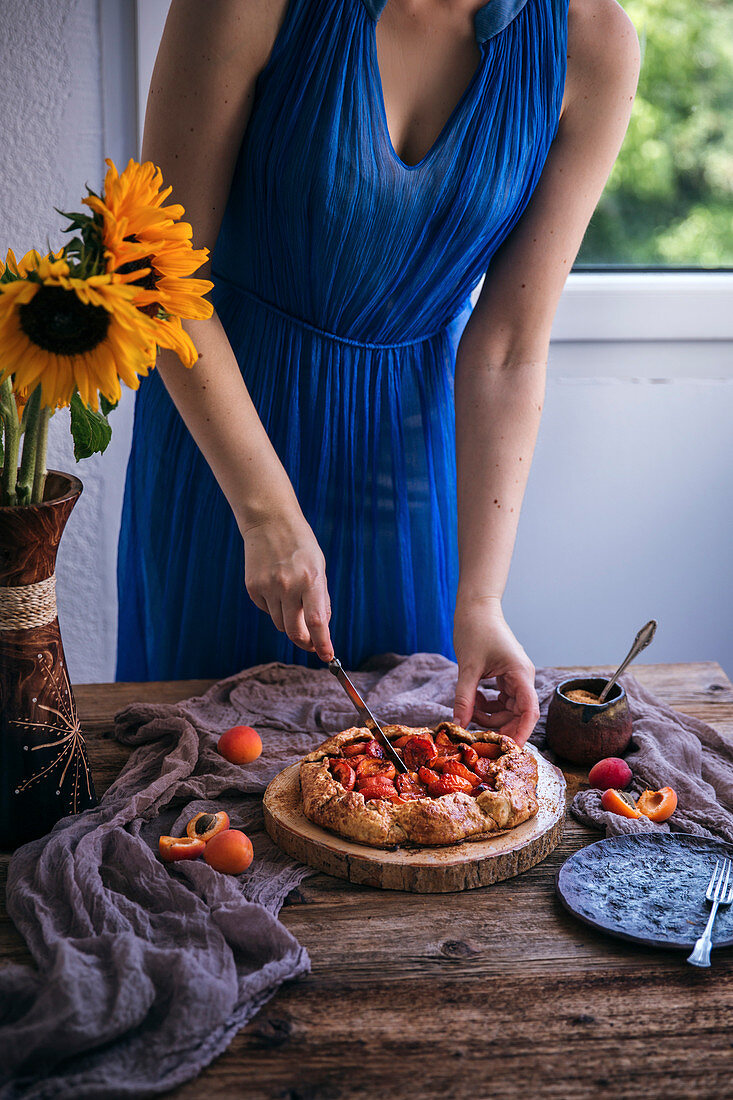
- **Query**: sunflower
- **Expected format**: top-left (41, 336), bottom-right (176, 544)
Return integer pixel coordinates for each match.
top-left (1, 247), bottom-right (64, 281)
top-left (0, 256), bottom-right (160, 411)
top-left (82, 158), bottom-right (214, 362)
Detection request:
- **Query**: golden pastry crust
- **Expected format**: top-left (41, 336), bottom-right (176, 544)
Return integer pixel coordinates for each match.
top-left (299, 721), bottom-right (539, 849)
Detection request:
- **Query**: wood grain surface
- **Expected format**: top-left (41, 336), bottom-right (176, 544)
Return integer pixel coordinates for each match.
top-left (263, 744), bottom-right (566, 892)
top-left (2, 662), bottom-right (732, 1099)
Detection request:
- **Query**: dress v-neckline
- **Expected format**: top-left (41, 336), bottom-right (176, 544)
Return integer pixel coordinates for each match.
top-left (364, 0), bottom-right (532, 171)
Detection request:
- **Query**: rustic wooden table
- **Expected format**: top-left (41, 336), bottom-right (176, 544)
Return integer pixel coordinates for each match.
top-left (2, 662), bottom-right (732, 1099)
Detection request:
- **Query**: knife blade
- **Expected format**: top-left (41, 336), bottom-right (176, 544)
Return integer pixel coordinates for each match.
top-left (327, 657), bottom-right (408, 774)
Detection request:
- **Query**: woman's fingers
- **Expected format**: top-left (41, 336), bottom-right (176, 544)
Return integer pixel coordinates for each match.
top-left (453, 665), bottom-right (482, 727)
top-left (263, 595), bottom-right (285, 633)
top-left (474, 697), bottom-right (507, 714)
top-left (472, 707), bottom-right (513, 729)
top-left (243, 517), bottom-right (335, 660)
top-left (277, 580), bottom-right (334, 661)
top-left (301, 579), bottom-right (334, 661)
top-left (279, 595), bottom-right (314, 649)
top-left (512, 679), bottom-right (541, 747)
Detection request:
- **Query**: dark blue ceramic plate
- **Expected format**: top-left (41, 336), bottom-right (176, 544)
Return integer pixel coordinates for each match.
top-left (556, 833), bottom-right (733, 950)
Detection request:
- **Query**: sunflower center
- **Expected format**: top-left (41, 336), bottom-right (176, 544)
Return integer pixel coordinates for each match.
top-left (19, 286), bottom-right (110, 355)
top-left (117, 252), bottom-right (158, 292)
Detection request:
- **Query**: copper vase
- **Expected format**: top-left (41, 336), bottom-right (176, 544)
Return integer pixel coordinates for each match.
top-left (0, 470), bottom-right (97, 849)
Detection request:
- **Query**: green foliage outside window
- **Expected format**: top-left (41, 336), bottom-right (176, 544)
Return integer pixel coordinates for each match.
top-left (576, 0), bottom-right (733, 268)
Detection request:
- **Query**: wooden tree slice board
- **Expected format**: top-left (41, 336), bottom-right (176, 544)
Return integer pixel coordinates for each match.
top-left (263, 743), bottom-right (566, 893)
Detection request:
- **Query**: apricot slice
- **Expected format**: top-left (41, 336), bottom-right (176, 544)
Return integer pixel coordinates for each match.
top-left (391, 735), bottom-right (412, 749)
top-left (424, 773), bottom-right (474, 796)
top-left (343, 740), bottom-right (370, 757)
top-left (396, 772), bottom-right (427, 797)
top-left (217, 725), bottom-right (262, 765)
top-left (440, 760), bottom-right (481, 786)
top-left (204, 829), bottom-right (254, 874)
top-left (159, 836), bottom-right (206, 863)
top-left (473, 758), bottom-right (497, 782)
top-left (330, 759), bottom-right (356, 790)
top-left (462, 746), bottom-right (480, 770)
top-left (355, 758), bottom-right (396, 781)
top-left (474, 742), bottom-right (502, 759)
top-left (403, 736), bottom-right (438, 770)
top-left (362, 739), bottom-right (385, 760)
top-left (186, 810), bottom-right (230, 842)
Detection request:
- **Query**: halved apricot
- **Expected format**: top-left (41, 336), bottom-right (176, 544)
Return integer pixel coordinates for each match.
top-left (636, 786), bottom-right (677, 822)
top-left (600, 789), bottom-right (642, 819)
top-left (186, 810), bottom-right (230, 842)
top-left (159, 836), bottom-right (206, 863)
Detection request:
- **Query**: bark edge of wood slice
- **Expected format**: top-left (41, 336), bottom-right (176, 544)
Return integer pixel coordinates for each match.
top-left (263, 743), bottom-right (566, 893)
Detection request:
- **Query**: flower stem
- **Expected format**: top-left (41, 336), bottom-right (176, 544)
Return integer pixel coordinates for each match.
top-left (0, 377), bottom-right (20, 506)
top-left (32, 404), bottom-right (51, 504)
top-left (16, 386), bottom-right (41, 506)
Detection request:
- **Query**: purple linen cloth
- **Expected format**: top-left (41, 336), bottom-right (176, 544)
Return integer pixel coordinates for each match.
top-left (532, 665), bottom-right (733, 842)
top-left (1, 653), bottom-right (730, 1098)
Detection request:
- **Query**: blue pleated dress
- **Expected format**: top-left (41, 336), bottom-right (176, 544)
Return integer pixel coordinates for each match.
top-left (116, 0), bottom-right (568, 681)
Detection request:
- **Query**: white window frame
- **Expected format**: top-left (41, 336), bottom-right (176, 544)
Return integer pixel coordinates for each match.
top-left (126, 0), bottom-right (733, 350)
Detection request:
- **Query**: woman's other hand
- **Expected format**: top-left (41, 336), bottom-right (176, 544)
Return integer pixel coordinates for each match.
top-left (452, 595), bottom-right (539, 747)
top-left (243, 513), bottom-right (335, 662)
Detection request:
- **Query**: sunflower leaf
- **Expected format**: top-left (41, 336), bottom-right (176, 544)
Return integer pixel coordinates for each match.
top-left (100, 395), bottom-right (119, 416)
top-left (69, 393), bottom-right (112, 461)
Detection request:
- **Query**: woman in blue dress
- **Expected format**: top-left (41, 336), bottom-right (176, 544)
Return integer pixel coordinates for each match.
top-left (116, 0), bottom-right (639, 744)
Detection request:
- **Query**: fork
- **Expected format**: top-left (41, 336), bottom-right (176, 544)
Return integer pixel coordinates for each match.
top-left (687, 859), bottom-right (733, 967)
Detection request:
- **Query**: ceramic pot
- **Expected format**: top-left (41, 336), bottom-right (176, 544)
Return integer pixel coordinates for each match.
top-left (545, 676), bottom-right (633, 766)
top-left (0, 470), bottom-right (97, 849)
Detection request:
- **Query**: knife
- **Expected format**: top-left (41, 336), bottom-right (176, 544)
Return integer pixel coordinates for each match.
top-left (327, 657), bottom-right (408, 774)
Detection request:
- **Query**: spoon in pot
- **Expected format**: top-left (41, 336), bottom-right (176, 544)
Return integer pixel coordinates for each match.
top-left (598, 619), bottom-right (658, 703)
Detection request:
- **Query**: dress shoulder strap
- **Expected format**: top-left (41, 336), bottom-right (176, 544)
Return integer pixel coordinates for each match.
top-left (357, 0), bottom-right (557, 45)
top-left (474, 0), bottom-right (532, 42)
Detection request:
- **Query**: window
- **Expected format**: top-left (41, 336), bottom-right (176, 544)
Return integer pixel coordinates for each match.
top-left (576, 0), bottom-right (733, 269)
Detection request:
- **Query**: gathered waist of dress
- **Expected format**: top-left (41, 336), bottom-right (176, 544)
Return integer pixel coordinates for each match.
top-left (210, 270), bottom-right (460, 351)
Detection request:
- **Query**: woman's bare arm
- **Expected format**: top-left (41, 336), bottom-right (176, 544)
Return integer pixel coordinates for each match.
top-left (452, 0), bottom-right (640, 734)
top-left (140, 0), bottom-right (335, 660)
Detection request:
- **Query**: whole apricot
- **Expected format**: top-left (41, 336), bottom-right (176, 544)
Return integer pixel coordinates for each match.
top-left (217, 725), bottom-right (262, 765)
top-left (204, 829), bottom-right (254, 874)
top-left (588, 757), bottom-right (632, 791)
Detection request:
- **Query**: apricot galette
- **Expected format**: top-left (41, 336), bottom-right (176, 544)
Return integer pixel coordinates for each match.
top-left (299, 720), bottom-right (539, 849)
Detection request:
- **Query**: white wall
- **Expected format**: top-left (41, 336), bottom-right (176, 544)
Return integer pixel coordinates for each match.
top-left (1, 0), bottom-right (731, 683)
